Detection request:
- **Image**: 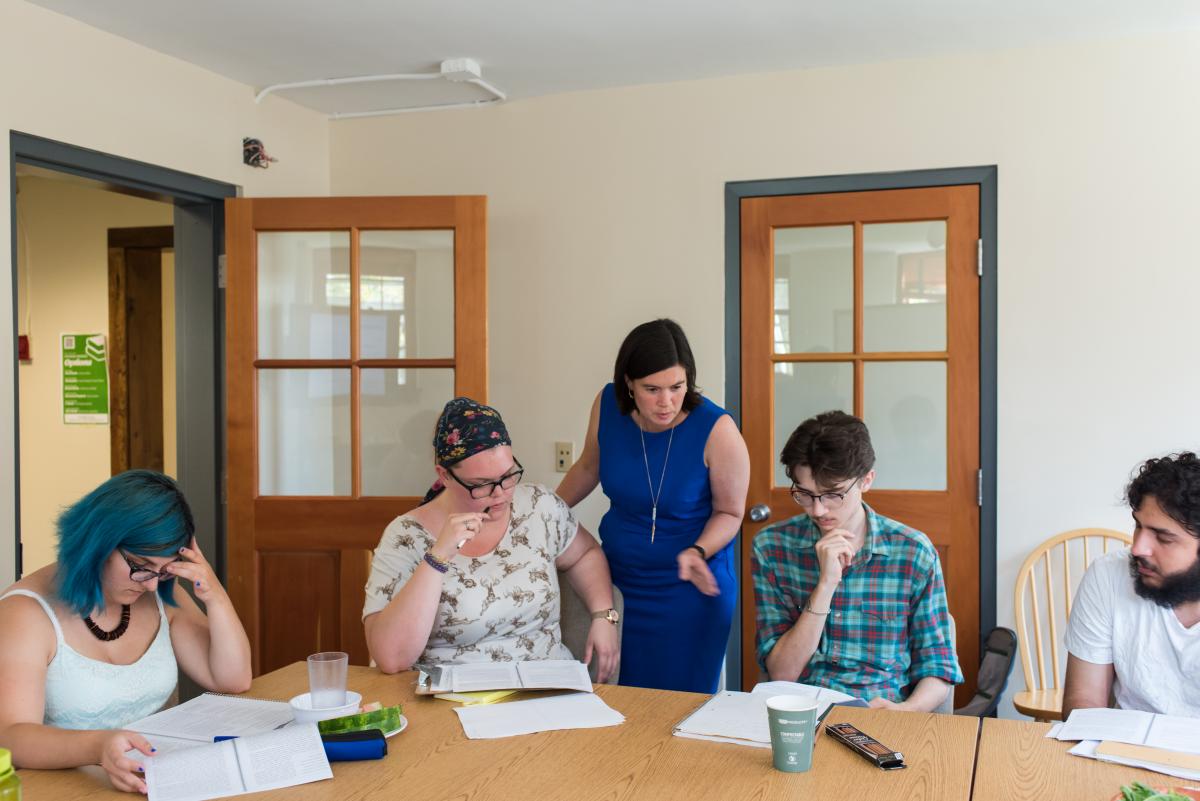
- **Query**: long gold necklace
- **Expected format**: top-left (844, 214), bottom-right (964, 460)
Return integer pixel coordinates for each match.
top-left (639, 422), bottom-right (675, 543)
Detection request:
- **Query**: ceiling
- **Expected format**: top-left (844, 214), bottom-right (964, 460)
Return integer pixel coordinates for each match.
top-left (29, 0), bottom-right (1200, 116)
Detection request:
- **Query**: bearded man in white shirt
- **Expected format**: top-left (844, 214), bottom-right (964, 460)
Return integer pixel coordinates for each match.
top-left (1063, 452), bottom-right (1200, 718)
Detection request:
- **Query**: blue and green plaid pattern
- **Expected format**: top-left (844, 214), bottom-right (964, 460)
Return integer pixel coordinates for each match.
top-left (751, 503), bottom-right (962, 701)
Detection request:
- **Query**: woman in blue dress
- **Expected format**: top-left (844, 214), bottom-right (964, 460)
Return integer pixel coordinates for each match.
top-left (557, 319), bottom-right (749, 693)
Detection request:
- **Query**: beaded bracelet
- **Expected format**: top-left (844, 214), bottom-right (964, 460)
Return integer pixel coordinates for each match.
top-left (423, 551), bottom-right (450, 574)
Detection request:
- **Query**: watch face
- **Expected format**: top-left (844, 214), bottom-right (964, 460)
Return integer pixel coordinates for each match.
top-left (607, 609), bottom-right (620, 623)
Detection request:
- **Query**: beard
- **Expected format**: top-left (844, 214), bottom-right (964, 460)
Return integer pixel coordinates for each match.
top-left (1129, 551), bottom-right (1200, 608)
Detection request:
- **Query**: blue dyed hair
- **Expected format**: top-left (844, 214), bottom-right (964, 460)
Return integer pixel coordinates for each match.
top-left (55, 470), bottom-right (195, 616)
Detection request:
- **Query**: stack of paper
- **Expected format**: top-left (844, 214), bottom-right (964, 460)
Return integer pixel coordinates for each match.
top-left (435, 689), bottom-right (518, 705)
top-left (1052, 708), bottom-right (1200, 781)
top-left (418, 659), bottom-right (592, 694)
top-left (453, 692), bottom-right (624, 739)
top-left (672, 681), bottom-right (858, 749)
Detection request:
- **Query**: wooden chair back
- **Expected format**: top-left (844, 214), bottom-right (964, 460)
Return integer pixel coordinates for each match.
top-left (1013, 528), bottom-right (1131, 697)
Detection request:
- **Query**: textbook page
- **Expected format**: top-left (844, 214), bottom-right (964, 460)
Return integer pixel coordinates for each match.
top-left (515, 660), bottom-right (593, 692)
top-left (1057, 708), bottom-right (1155, 745)
top-left (131, 693), bottom-right (294, 742)
top-left (1143, 714), bottom-right (1200, 754)
top-left (144, 724), bottom-right (331, 801)
top-left (124, 734), bottom-right (203, 762)
top-left (450, 662), bottom-right (523, 692)
top-left (447, 660), bottom-right (592, 692)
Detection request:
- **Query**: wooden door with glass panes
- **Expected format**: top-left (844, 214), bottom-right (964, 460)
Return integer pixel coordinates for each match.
top-left (225, 196), bottom-right (486, 674)
top-left (740, 186), bottom-right (980, 705)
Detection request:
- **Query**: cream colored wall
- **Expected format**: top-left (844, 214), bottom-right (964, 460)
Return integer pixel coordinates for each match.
top-left (15, 175), bottom-right (173, 572)
top-left (330, 32), bottom-right (1200, 715)
top-left (0, 0), bottom-right (332, 582)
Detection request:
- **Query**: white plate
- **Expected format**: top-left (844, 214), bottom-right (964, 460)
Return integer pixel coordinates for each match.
top-left (384, 714), bottom-right (408, 738)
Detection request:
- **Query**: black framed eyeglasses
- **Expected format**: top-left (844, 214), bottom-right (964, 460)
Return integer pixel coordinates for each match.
top-left (446, 458), bottom-right (524, 499)
top-left (789, 477), bottom-right (861, 510)
top-left (121, 551), bottom-right (181, 583)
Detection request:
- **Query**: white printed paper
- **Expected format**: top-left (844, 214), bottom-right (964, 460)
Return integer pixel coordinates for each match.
top-left (454, 692), bottom-right (623, 739)
top-left (1056, 708), bottom-right (1154, 744)
top-left (131, 693), bottom-right (294, 742)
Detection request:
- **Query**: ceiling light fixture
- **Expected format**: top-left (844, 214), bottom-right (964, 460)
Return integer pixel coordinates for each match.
top-left (254, 58), bottom-right (506, 119)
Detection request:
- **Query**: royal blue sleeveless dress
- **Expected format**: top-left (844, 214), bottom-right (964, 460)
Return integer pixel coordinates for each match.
top-left (597, 383), bottom-right (737, 693)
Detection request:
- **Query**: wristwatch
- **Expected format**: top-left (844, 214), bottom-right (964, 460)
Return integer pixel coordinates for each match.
top-left (591, 608), bottom-right (620, 624)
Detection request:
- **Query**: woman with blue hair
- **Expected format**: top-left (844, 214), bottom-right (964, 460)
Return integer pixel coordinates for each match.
top-left (0, 470), bottom-right (251, 794)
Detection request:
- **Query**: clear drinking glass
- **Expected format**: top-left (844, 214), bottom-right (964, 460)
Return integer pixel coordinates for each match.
top-left (307, 651), bottom-right (348, 708)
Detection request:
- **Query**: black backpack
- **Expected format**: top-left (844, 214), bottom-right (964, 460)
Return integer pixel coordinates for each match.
top-left (954, 627), bottom-right (1018, 717)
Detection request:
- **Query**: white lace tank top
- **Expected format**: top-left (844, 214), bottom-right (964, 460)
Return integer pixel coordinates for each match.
top-left (0, 589), bottom-right (177, 730)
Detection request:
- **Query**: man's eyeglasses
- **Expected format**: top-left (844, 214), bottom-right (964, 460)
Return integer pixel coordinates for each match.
top-left (446, 458), bottom-right (525, 499)
top-left (121, 551), bottom-right (181, 583)
top-left (789, 477), bottom-right (861, 510)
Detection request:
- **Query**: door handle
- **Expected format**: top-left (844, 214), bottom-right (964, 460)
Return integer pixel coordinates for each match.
top-left (748, 504), bottom-right (771, 523)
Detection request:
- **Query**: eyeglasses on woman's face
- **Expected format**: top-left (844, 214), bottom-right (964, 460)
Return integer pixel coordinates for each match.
top-left (446, 458), bottom-right (525, 499)
top-left (789, 477), bottom-right (861, 510)
top-left (120, 550), bottom-right (181, 583)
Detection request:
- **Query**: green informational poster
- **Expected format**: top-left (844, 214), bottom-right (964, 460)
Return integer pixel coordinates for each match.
top-left (61, 333), bottom-right (109, 425)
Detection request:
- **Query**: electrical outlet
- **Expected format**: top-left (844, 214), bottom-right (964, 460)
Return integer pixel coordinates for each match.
top-left (555, 441), bottom-right (574, 473)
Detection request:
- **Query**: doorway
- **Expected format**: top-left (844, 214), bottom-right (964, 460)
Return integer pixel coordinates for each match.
top-left (108, 225), bottom-right (175, 475)
top-left (8, 132), bottom-right (235, 588)
top-left (723, 167), bottom-right (997, 705)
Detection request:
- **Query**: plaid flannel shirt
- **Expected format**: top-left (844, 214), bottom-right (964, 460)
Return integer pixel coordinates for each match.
top-left (751, 503), bottom-right (962, 701)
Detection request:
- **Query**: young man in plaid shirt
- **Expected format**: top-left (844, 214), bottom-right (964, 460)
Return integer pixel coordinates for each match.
top-left (752, 411), bottom-right (961, 711)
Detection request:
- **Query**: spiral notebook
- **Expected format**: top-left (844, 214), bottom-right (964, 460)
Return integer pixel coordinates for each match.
top-left (130, 692), bottom-right (294, 742)
top-left (672, 681), bottom-right (858, 749)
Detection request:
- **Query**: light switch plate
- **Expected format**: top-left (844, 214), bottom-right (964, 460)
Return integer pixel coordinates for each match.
top-left (555, 441), bottom-right (574, 472)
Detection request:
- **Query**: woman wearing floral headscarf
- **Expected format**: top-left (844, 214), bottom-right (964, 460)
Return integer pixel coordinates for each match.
top-left (363, 398), bottom-right (620, 681)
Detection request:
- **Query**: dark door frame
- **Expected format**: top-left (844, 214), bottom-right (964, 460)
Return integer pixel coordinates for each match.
top-left (109, 225), bottom-right (174, 475)
top-left (9, 131), bottom-right (236, 583)
top-left (722, 166), bottom-right (998, 691)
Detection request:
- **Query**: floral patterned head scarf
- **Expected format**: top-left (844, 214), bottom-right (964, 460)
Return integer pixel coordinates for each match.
top-left (433, 397), bottom-right (511, 467)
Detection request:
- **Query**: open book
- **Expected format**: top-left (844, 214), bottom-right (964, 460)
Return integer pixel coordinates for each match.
top-left (673, 681), bottom-right (859, 749)
top-left (1056, 708), bottom-right (1200, 782)
top-left (143, 724), bottom-right (333, 801)
top-left (416, 659), bottom-right (592, 695)
top-left (1056, 708), bottom-right (1200, 754)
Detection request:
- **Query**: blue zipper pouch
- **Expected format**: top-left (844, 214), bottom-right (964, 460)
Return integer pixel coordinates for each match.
top-left (320, 728), bottom-right (388, 761)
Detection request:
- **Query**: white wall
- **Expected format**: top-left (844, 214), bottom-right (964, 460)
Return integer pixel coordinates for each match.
top-left (0, 0), bottom-right (332, 582)
top-left (329, 32), bottom-right (1200, 715)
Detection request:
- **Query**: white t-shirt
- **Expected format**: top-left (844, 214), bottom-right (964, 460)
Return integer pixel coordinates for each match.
top-left (362, 483), bottom-right (578, 665)
top-left (1065, 548), bottom-right (1200, 716)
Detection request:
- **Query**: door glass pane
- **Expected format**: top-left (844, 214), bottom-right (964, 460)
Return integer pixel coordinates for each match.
top-left (863, 221), bottom-right (946, 352)
top-left (773, 362), bottom-right (854, 487)
top-left (361, 368), bottom-right (455, 495)
top-left (774, 226), bottom-right (853, 354)
top-left (863, 361), bottom-right (946, 490)
top-left (258, 369), bottom-right (350, 495)
top-left (359, 231), bottom-right (454, 359)
top-left (257, 232), bottom-right (350, 359)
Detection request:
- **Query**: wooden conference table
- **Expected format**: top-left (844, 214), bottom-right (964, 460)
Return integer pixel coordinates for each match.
top-left (19, 663), bottom-right (1175, 801)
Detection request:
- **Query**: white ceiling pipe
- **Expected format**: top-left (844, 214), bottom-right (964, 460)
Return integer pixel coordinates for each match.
top-left (330, 76), bottom-right (507, 119)
top-left (254, 71), bottom-right (443, 104)
top-left (254, 60), bottom-right (506, 117)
